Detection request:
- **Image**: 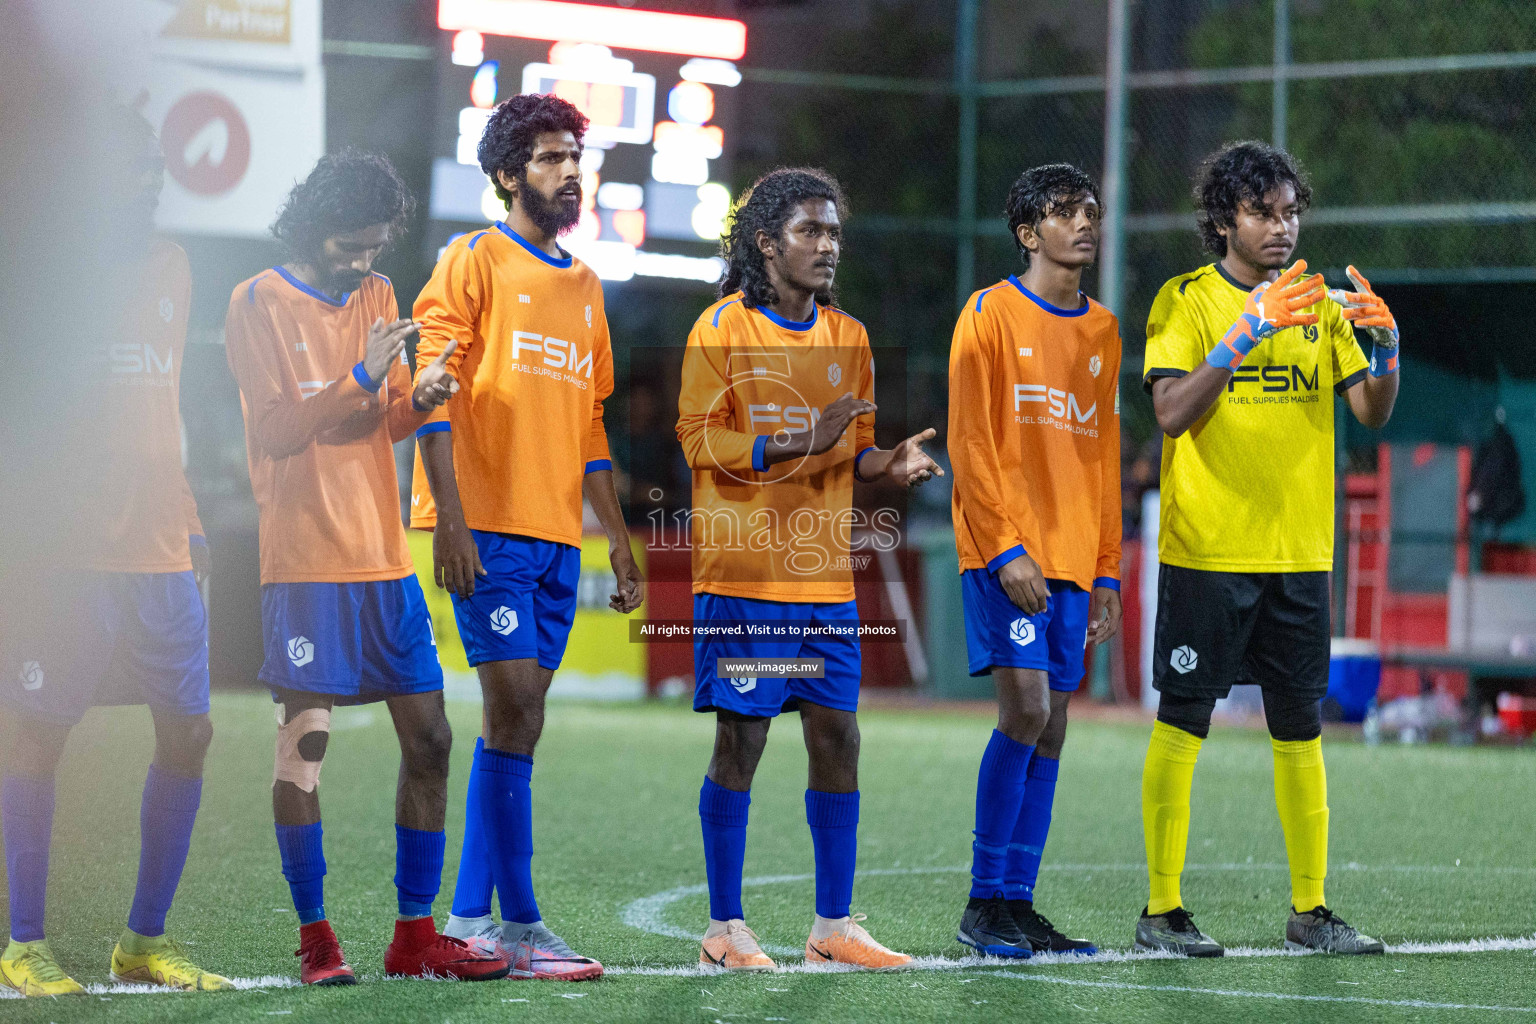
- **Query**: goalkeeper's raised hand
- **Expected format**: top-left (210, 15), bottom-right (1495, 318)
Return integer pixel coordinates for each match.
top-left (1206, 260), bottom-right (1326, 371)
top-left (1329, 265), bottom-right (1400, 376)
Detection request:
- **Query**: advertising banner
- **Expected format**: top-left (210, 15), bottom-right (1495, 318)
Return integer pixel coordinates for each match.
top-left (131, 0), bottom-right (325, 237)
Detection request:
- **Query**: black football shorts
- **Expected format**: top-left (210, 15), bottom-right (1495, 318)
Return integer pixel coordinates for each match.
top-left (1150, 563), bottom-right (1330, 701)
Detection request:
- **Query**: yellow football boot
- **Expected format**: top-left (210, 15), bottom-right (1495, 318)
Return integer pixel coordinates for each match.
top-left (0, 939), bottom-right (86, 996)
top-left (110, 933), bottom-right (233, 991)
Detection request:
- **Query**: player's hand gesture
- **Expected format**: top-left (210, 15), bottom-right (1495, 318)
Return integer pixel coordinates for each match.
top-left (997, 551), bottom-right (1049, 615)
top-left (807, 393), bottom-right (877, 457)
top-left (1328, 265), bottom-right (1399, 349)
top-left (1246, 260), bottom-right (1325, 337)
top-left (413, 339), bottom-right (460, 410)
top-left (608, 543), bottom-right (645, 614)
top-left (1210, 261), bottom-right (1325, 372)
top-left (1086, 585), bottom-right (1122, 646)
top-left (363, 317), bottom-right (418, 383)
top-left (887, 428), bottom-right (945, 488)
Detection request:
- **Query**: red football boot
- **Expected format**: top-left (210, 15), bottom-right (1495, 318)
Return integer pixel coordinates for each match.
top-left (296, 920), bottom-right (357, 986)
top-left (383, 917), bottom-right (510, 980)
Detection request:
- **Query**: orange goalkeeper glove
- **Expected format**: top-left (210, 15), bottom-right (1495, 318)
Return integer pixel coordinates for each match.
top-left (1206, 260), bottom-right (1326, 371)
top-left (1329, 265), bottom-right (1399, 376)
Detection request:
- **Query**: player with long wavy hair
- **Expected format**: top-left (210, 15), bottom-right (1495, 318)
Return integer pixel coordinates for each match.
top-left (676, 168), bottom-right (940, 971)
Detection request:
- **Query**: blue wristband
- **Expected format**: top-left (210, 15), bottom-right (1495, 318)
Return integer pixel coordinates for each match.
top-left (987, 545), bottom-right (1026, 574)
top-left (1369, 343), bottom-right (1399, 377)
top-left (1207, 312), bottom-right (1265, 371)
top-left (352, 361), bottom-right (384, 393)
top-left (853, 446), bottom-right (876, 483)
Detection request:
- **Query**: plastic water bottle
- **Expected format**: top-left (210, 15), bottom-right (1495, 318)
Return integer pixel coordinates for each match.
top-left (1362, 702), bottom-right (1381, 746)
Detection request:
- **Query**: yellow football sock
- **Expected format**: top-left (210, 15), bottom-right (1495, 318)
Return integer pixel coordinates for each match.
top-left (1272, 737), bottom-right (1328, 912)
top-left (1142, 720), bottom-right (1203, 916)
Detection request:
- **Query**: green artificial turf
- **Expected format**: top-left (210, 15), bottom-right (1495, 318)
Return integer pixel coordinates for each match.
top-left (3, 694), bottom-right (1533, 1022)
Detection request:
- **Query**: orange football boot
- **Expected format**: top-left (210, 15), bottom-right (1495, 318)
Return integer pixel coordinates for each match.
top-left (699, 920), bottom-right (777, 973)
top-left (804, 913), bottom-right (912, 970)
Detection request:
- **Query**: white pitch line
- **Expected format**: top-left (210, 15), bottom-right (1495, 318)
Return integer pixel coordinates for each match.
top-left (0, 976), bottom-right (300, 999)
top-left (991, 972), bottom-right (1536, 1014)
top-left (603, 936), bottom-right (1536, 977)
top-left (619, 862), bottom-right (1536, 959)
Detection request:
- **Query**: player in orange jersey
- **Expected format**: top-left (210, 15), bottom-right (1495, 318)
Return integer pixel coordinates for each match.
top-left (948, 164), bottom-right (1122, 959)
top-left (1, 108), bottom-right (229, 996)
top-left (227, 153), bottom-right (507, 985)
top-left (678, 169), bottom-right (940, 972)
top-left (413, 95), bottom-right (642, 981)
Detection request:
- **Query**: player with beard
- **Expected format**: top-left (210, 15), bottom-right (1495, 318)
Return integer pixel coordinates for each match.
top-left (413, 94), bottom-right (643, 981)
top-left (1135, 141), bottom-right (1400, 956)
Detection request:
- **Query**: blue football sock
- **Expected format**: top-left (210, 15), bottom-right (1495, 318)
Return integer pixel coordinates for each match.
top-left (805, 789), bottom-right (859, 920)
top-left (699, 777), bottom-right (750, 921)
top-left (275, 821), bottom-right (327, 925)
top-left (1004, 754), bottom-right (1059, 902)
top-left (126, 765), bottom-right (202, 937)
top-left (2, 775), bottom-right (55, 942)
top-left (395, 824), bottom-right (445, 920)
top-left (451, 737), bottom-right (495, 919)
top-left (475, 748), bottom-right (539, 924)
top-left (971, 730), bottom-right (1034, 899)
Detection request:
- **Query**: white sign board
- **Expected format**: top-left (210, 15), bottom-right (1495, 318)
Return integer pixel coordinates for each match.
top-left (130, 0), bottom-right (325, 237)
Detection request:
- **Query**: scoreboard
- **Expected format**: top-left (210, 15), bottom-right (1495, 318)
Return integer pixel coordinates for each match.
top-left (428, 1), bottom-right (745, 284)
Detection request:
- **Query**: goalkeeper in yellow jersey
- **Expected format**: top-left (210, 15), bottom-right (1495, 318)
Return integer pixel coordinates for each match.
top-left (1135, 141), bottom-right (1399, 957)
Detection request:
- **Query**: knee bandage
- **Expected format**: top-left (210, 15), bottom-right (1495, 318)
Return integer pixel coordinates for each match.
top-left (274, 705), bottom-right (331, 793)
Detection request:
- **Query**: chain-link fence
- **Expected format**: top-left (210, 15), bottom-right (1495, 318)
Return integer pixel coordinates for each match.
top-left (720, 0), bottom-right (1536, 474)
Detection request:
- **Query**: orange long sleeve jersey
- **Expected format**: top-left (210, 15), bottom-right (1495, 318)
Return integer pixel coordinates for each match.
top-left (226, 268), bottom-right (430, 584)
top-left (677, 295), bottom-right (876, 604)
top-left (948, 277), bottom-right (1123, 591)
top-left (91, 237), bottom-right (203, 574)
top-left (409, 223), bottom-right (613, 547)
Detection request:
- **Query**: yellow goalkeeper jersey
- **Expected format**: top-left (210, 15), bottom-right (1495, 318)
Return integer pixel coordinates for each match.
top-left (1142, 262), bottom-right (1369, 573)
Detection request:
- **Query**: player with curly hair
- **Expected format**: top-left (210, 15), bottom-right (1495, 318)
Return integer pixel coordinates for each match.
top-left (226, 151), bottom-right (504, 984)
top-left (1135, 140), bottom-right (1399, 956)
top-left (413, 94), bottom-right (642, 981)
top-left (675, 168), bottom-right (940, 971)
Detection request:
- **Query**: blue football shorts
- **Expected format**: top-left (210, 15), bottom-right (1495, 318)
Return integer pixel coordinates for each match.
top-left (451, 532), bottom-right (581, 671)
top-left (961, 569), bottom-right (1092, 691)
top-left (692, 593), bottom-right (861, 717)
top-left (260, 576), bottom-right (443, 703)
top-left (4, 571), bottom-right (209, 725)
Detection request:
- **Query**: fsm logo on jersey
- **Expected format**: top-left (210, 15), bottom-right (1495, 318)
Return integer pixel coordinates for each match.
top-left (490, 606), bottom-right (519, 635)
top-left (287, 636), bottom-right (314, 668)
top-left (1014, 383), bottom-right (1097, 423)
top-left (1171, 645), bottom-right (1198, 674)
top-left (728, 676), bottom-right (757, 693)
top-left (509, 331), bottom-right (594, 379)
top-left (111, 343), bottom-right (175, 376)
top-left (1009, 618), bottom-right (1036, 647)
